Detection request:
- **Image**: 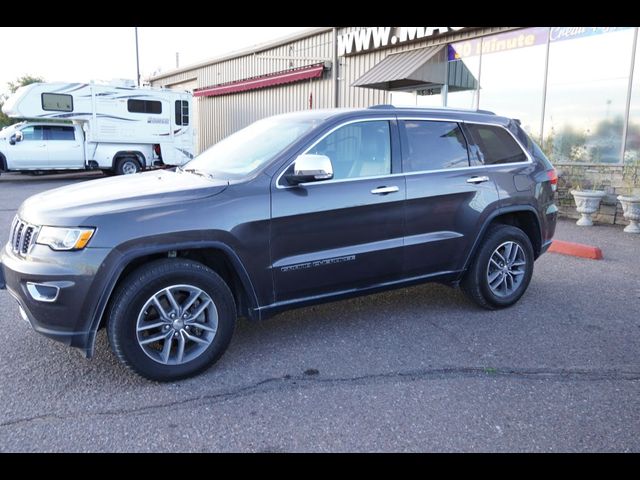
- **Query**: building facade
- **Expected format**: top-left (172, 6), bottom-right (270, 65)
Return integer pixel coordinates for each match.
top-left (151, 26), bottom-right (640, 225)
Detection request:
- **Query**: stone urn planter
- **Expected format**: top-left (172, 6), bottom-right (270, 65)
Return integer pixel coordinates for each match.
top-left (570, 190), bottom-right (606, 226)
top-left (617, 195), bottom-right (640, 234)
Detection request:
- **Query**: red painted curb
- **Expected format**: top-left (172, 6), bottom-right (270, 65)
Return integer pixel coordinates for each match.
top-left (548, 240), bottom-right (603, 260)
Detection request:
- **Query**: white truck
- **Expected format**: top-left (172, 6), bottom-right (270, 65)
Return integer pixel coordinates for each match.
top-left (0, 80), bottom-right (193, 175)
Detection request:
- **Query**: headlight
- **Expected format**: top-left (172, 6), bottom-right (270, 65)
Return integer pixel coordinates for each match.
top-left (36, 226), bottom-right (95, 251)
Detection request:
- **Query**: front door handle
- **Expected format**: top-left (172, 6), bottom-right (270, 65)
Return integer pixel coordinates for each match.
top-left (371, 186), bottom-right (399, 195)
top-left (466, 176), bottom-right (490, 184)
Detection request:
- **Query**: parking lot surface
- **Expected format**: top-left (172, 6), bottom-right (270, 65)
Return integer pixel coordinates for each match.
top-left (0, 171), bottom-right (638, 452)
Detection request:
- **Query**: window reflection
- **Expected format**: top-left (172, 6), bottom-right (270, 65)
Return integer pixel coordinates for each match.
top-left (446, 44), bottom-right (480, 109)
top-left (625, 32), bottom-right (640, 164)
top-left (402, 121), bottom-right (469, 171)
top-left (309, 121), bottom-right (391, 180)
top-left (542, 28), bottom-right (634, 163)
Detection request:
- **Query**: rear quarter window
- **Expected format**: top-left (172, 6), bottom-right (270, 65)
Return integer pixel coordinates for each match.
top-left (466, 124), bottom-right (527, 165)
top-left (510, 122), bottom-right (554, 169)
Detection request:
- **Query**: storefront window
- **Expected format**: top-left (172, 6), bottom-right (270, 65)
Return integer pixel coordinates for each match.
top-left (390, 91), bottom-right (417, 106)
top-left (389, 89), bottom-right (443, 107)
top-left (542, 27), bottom-right (635, 164)
top-left (625, 30), bottom-right (640, 164)
top-left (446, 42), bottom-right (480, 109)
top-left (416, 88), bottom-right (444, 107)
top-left (477, 27), bottom-right (549, 143)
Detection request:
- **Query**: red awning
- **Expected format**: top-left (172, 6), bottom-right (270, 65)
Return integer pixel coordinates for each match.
top-left (194, 63), bottom-right (325, 98)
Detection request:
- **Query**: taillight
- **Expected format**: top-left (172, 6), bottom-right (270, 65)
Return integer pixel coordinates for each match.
top-left (547, 169), bottom-right (558, 191)
top-left (153, 144), bottom-right (161, 156)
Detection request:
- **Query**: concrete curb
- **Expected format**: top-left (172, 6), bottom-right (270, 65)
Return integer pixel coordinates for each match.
top-left (548, 240), bottom-right (603, 260)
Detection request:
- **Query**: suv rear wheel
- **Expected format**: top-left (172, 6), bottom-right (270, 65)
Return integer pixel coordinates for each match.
top-left (107, 259), bottom-right (236, 381)
top-left (461, 225), bottom-right (534, 310)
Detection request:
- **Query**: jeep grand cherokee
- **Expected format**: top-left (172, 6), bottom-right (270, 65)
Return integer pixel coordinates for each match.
top-left (0, 106), bottom-right (557, 381)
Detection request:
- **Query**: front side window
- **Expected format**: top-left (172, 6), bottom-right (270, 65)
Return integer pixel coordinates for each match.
top-left (20, 126), bottom-right (44, 141)
top-left (128, 99), bottom-right (162, 114)
top-left (308, 121), bottom-right (391, 180)
top-left (45, 126), bottom-right (75, 141)
top-left (401, 121), bottom-right (469, 172)
top-left (467, 124), bottom-right (528, 165)
top-left (42, 93), bottom-right (73, 112)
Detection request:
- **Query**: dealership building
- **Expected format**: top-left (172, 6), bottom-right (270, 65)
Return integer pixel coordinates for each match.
top-left (150, 26), bottom-right (640, 225)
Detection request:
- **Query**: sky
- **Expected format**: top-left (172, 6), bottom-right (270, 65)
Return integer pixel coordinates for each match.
top-left (0, 27), bottom-right (310, 96)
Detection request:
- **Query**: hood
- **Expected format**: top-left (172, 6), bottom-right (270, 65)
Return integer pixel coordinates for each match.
top-left (19, 169), bottom-right (228, 226)
top-left (0, 125), bottom-right (17, 140)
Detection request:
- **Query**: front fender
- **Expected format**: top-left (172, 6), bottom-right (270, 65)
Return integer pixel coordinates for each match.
top-left (83, 233), bottom-right (259, 358)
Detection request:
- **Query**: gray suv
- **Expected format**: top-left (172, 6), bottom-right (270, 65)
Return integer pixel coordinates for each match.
top-left (0, 106), bottom-right (558, 381)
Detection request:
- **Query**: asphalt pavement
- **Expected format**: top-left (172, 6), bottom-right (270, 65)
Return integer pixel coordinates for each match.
top-left (0, 171), bottom-right (638, 452)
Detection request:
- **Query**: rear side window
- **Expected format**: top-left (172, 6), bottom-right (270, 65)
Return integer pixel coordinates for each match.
top-left (401, 121), bottom-right (469, 172)
top-left (45, 126), bottom-right (75, 140)
top-left (128, 99), bottom-right (162, 114)
top-left (466, 124), bottom-right (527, 165)
top-left (175, 100), bottom-right (189, 126)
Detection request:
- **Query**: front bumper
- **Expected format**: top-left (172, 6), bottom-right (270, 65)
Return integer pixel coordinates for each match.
top-left (0, 243), bottom-right (111, 352)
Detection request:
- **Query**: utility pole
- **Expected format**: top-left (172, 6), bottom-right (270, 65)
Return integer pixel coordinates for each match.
top-left (135, 27), bottom-right (141, 86)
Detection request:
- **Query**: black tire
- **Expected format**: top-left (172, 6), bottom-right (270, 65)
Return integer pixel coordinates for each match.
top-left (107, 259), bottom-right (236, 381)
top-left (461, 224), bottom-right (534, 310)
top-left (115, 157), bottom-right (141, 175)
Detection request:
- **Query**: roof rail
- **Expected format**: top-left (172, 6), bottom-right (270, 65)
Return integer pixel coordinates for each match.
top-left (367, 104), bottom-right (496, 115)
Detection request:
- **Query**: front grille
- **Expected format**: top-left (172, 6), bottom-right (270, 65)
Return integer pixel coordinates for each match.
top-left (9, 217), bottom-right (39, 256)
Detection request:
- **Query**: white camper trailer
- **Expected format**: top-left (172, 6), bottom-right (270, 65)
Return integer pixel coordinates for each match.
top-left (0, 80), bottom-right (193, 175)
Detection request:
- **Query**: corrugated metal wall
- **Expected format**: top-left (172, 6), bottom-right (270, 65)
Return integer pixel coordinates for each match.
top-left (152, 27), bottom-right (513, 152)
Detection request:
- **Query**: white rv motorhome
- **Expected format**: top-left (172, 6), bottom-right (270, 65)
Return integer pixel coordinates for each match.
top-left (0, 80), bottom-right (193, 175)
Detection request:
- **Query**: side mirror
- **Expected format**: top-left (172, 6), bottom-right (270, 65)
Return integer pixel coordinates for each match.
top-left (9, 131), bottom-right (23, 145)
top-left (285, 154), bottom-right (333, 186)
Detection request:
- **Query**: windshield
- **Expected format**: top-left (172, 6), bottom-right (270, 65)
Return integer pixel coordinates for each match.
top-left (184, 115), bottom-right (321, 180)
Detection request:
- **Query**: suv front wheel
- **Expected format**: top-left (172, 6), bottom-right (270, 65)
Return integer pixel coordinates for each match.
top-left (461, 224), bottom-right (534, 310)
top-left (107, 259), bottom-right (236, 381)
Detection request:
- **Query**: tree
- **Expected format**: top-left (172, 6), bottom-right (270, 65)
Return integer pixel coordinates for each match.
top-left (0, 74), bottom-right (44, 129)
top-left (7, 75), bottom-right (44, 95)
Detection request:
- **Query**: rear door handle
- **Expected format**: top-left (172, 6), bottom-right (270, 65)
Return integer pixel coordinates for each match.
top-left (466, 176), bottom-right (490, 184)
top-left (371, 186), bottom-right (399, 195)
